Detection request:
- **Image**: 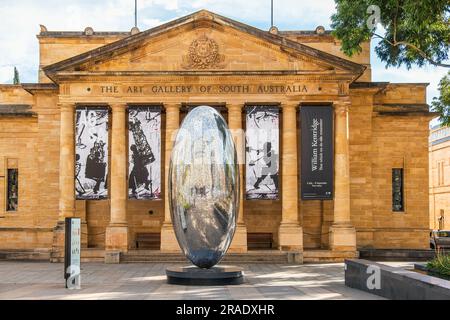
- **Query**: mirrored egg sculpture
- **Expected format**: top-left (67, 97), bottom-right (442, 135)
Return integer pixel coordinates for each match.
top-left (169, 106), bottom-right (239, 269)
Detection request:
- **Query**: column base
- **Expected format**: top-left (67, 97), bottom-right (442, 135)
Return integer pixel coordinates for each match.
top-left (105, 224), bottom-right (129, 252)
top-left (229, 223), bottom-right (248, 253)
top-left (278, 223), bottom-right (303, 252)
top-left (329, 225), bottom-right (356, 252)
top-left (160, 222), bottom-right (181, 253)
top-left (51, 220), bottom-right (65, 253)
top-left (105, 251), bottom-right (121, 264)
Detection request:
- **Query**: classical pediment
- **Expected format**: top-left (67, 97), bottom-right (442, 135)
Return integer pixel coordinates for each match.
top-left (43, 10), bottom-right (365, 81)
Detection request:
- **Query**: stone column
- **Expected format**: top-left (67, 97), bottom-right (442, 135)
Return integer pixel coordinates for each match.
top-left (329, 101), bottom-right (356, 251)
top-left (105, 104), bottom-right (128, 253)
top-left (160, 103), bottom-right (181, 252)
top-left (59, 103), bottom-right (76, 220)
top-left (52, 103), bottom-right (76, 255)
top-left (228, 104), bottom-right (248, 253)
top-left (278, 103), bottom-right (303, 262)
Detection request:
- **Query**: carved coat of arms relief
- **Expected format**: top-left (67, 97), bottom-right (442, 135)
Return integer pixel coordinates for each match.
top-left (182, 34), bottom-right (225, 69)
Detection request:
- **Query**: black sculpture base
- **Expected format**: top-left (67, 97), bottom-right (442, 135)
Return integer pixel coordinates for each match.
top-left (166, 265), bottom-right (244, 286)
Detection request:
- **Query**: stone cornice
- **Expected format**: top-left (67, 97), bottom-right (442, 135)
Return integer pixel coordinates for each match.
top-left (53, 71), bottom-right (357, 82)
top-left (350, 82), bottom-right (389, 94)
top-left (38, 31), bottom-right (131, 39)
top-left (374, 103), bottom-right (429, 113)
top-left (21, 83), bottom-right (59, 95)
top-left (0, 104), bottom-right (37, 118)
top-left (374, 103), bottom-right (437, 117)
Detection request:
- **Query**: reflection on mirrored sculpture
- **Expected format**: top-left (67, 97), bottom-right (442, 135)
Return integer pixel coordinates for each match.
top-left (169, 106), bottom-right (239, 269)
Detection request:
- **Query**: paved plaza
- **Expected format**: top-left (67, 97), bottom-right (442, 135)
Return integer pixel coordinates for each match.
top-left (0, 261), bottom-right (410, 300)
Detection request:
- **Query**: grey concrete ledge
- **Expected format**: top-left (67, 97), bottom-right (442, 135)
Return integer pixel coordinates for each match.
top-left (345, 259), bottom-right (450, 300)
top-left (359, 248), bottom-right (436, 261)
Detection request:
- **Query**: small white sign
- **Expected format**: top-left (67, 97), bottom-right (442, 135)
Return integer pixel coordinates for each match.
top-left (66, 218), bottom-right (81, 290)
top-left (71, 218), bottom-right (81, 268)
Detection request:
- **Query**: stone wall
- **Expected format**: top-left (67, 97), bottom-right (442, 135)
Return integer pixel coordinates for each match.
top-left (0, 16), bottom-right (433, 253)
top-left (0, 82), bottom-right (432, 251)
top-left (429, 130), bottom-right (450, 230)
top-left (370, 85), bottom-right (430, 249)
top-left (38, 34), bottom-right (128, 83)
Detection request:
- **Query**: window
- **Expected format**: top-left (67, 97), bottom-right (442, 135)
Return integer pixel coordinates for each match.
top-left (6, 168), bottom-right (18, 211)
top-left (392, 168), bottom-right (404, 212)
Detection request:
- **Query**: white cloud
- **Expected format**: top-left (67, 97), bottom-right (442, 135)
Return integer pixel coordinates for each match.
top-left (0, 66), bottom-right (14, 84)
top-left (142, 18), bottom-right (163, 28)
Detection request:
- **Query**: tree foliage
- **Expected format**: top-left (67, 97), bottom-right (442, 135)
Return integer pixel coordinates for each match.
top-left (331, 0), bottom-right (449, 125)
top-left (331, 0), bottom-right (450, 69)
top-left (13, 67), bottom-right (20, 85)
top-left (432, 71), bottom-right (450, 126)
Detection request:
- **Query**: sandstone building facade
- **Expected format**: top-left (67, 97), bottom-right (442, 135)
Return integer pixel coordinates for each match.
top-left (429, 125), bottom-right (450, 231)
top-left (0, 11), bottom-right (433, 262)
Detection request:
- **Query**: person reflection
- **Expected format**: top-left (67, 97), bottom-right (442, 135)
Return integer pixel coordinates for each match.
top-left (85, 140), bottom-right (106, 194)
top-left (252, 142), bottom-right (279, 190)
top-left (129, 144), bottom-right (154, 197)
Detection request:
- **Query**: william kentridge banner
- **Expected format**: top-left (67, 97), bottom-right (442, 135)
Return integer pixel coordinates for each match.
top-left (75, 107), bottom-right (109, 200)
top-left (301, 106), bottom-right (334, 200)
top-left (128, 106), bottom-right (162, 200)
top-left (245, 106), bottom-right (280, 200)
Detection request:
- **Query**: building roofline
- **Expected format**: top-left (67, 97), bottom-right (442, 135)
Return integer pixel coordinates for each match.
top-left (387, 82), bottom-right (430, 87)
top-left (38, 31), bottom-right (131, 38)
top-left (279, 30), bottom-right (334, 36)
top-left (38, 30), bottom-right (335, 38)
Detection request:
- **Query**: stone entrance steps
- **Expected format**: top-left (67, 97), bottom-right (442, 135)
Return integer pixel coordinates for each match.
top-left (50, 248), bottom-right (105, 263)
top-left (121, 250), bottom-right (290, 264)
top-left (2, 249), bottom-right (358, 263)
top-left (0, 249), bottom-right (51, 262)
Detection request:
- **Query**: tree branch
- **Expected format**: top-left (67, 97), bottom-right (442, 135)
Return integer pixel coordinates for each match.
top-left (393, 0), bottom-right (399, 44)
top-left (373, 34), bottom-right (450, 68)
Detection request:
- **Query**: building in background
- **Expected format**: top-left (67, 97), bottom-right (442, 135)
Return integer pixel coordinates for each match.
top-left (0, 10), bottom-right (434, 263)
top-left (429, 125), bottom-right (450, 231)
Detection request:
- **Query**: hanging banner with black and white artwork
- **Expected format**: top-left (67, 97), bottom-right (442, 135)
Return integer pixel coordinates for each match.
top-left (301, 106), bottom-right (334, 200)
top-left (128, 106), bottom-right (162, 200)
top-left (245, 106), bottom-right (280, 200)
top-left (75, 107), bottom-right (109, 200)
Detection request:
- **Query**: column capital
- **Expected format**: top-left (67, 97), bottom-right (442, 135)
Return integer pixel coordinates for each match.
top-left (282, 103), bottom-right (299, 111)
top-left (227, 103), bottom-right (244, 112)
top-left (164, 103), bottom-right (181, 112)
top-left (334, 101), bottom-right (351, 114)
top-left (110, 103), bottom-right (127, 112)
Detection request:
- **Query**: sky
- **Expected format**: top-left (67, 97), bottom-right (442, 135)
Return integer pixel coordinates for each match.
top-left (0, 0), bottom-right (447, 111)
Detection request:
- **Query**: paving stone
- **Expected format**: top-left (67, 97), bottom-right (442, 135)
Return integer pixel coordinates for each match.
top-left (0, 262), bottom-right (384, 300)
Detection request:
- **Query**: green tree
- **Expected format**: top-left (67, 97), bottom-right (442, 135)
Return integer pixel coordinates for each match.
top-left (432, 71), bottom-right (450, 126)
top-left (13, 66), bottom-right (20, 85)
top-left (330, 1), bottom-right (450, 123)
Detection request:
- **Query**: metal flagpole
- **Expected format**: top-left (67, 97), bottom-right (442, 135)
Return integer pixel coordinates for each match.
top-left (271, 0), bottom-right (274, 27)
top-left (135, 0), bottom-right (138, 28)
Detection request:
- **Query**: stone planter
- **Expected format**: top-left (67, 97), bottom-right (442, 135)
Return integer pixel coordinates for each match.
top-left (345, 259), bottom-right (450, 300)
